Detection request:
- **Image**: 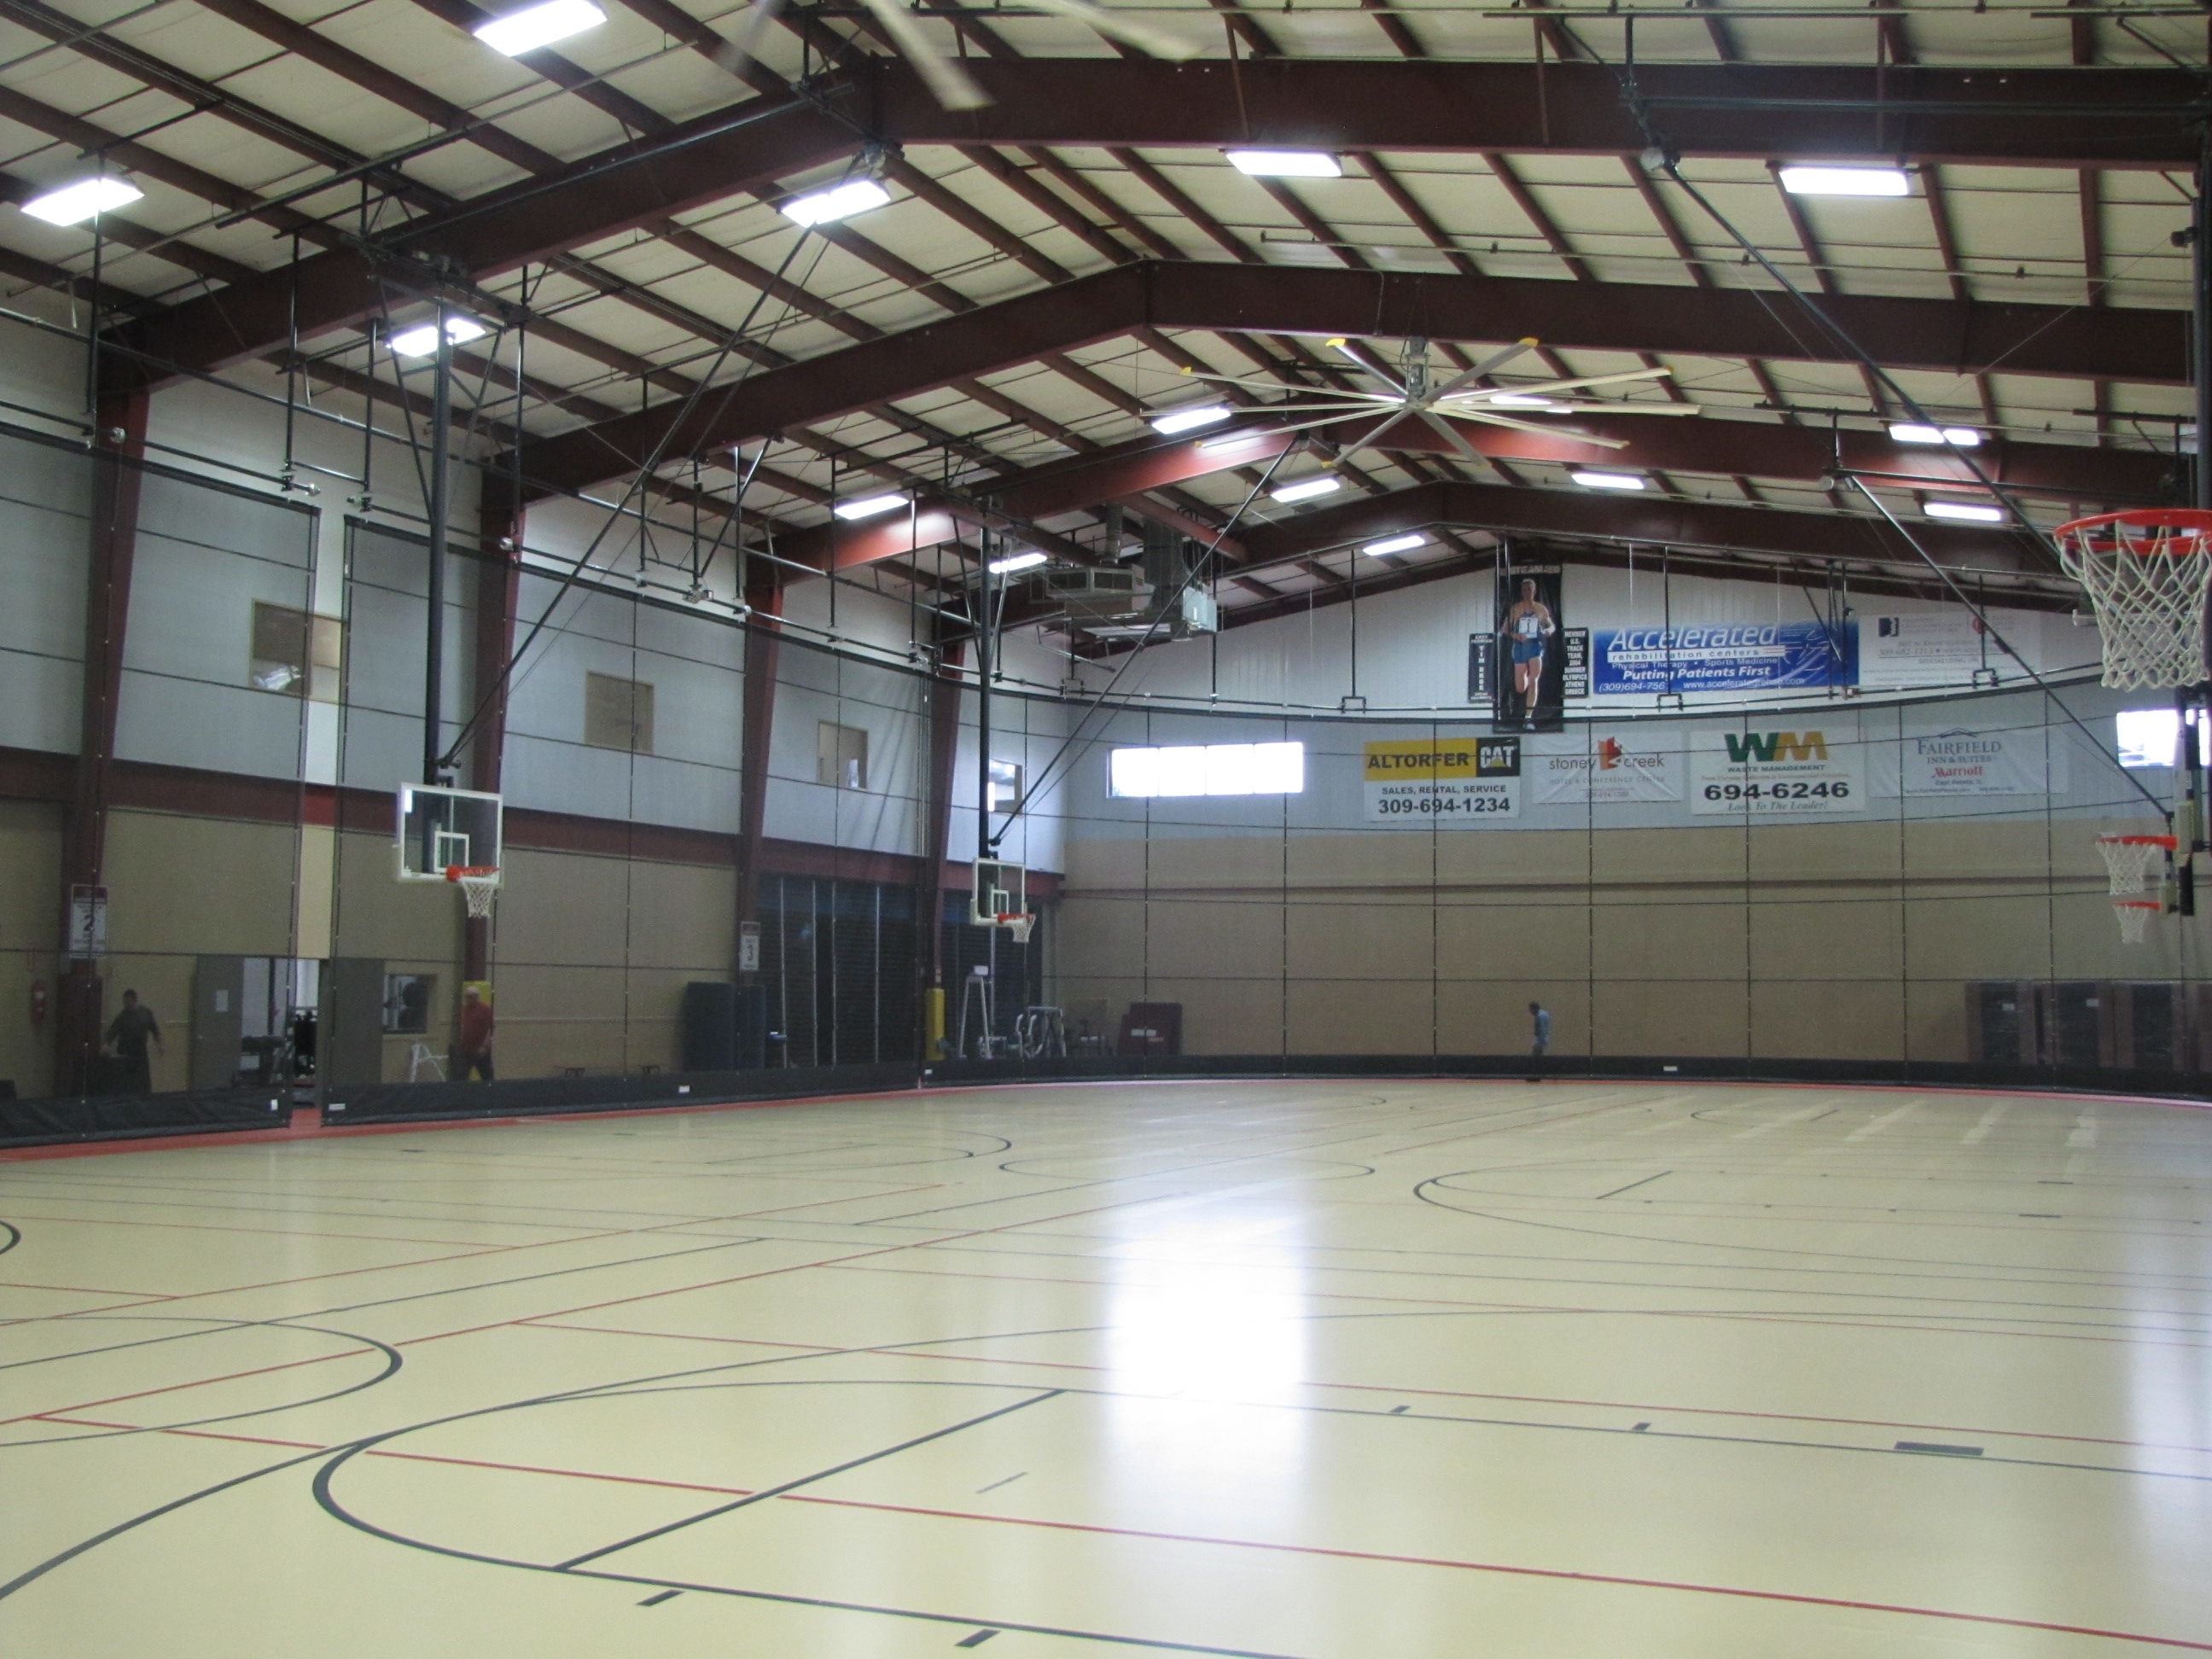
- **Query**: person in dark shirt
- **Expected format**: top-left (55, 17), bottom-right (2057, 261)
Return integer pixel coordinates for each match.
top-left (457, 983), bottom-right (494, 1081)
top-left (104, 990), bottom-right (163, 1094)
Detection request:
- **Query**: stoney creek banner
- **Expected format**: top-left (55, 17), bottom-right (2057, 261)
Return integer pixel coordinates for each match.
top-left (1529, 732), bottom-right (1684, 804)
top-left (1365, 736), bottom-right (1522, 824)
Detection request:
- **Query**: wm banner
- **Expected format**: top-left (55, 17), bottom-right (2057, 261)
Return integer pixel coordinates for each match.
top-left (1691, 726), bottom-right (1865, 816)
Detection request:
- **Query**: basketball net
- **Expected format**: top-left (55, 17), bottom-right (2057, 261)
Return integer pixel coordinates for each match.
top-left (2114, 899), bottom-right (2160, 946)
top-left (2054, 509), bottom-right (2212, 689)
top-left (998, 913), bottom-right (1034, 944)
top-left (446, 865), bottom-right (500, 920)
top-left (2095, 833), bottom-right (2173, 896)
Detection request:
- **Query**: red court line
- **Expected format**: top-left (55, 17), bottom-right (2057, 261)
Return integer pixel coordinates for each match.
top-left (7, 1344), bottom-right (385, 1428)
top-left (771, 1492), bottom-right (2212, 1651)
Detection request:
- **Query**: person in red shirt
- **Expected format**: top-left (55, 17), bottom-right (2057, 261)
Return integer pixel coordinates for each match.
top-left (457, 984), bottom-right (494, 1081)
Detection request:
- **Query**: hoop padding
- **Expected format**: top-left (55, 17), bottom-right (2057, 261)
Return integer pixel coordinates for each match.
top-left (998, 913), bottom-right (1035, 945)
top-left (2114, 899), bottom-right (2160, 945)
top-left (2095, 833), bottom-right (2174, 895)
top-left (445, 864), bottom-right (501, 920)
top-left (2055, 509), bottom-right (2212, 689)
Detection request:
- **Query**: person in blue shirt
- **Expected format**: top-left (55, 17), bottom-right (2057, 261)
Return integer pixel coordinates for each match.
top-left (1528, 1000), bottom-right (1551, 1057)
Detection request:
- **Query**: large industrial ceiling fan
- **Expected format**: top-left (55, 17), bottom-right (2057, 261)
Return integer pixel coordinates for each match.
top-left (1179, 336), bottom-right (1702, 469)
top-left (719, 0), bottom-right (1197, 108)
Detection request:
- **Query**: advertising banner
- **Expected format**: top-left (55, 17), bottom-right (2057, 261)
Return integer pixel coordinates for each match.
top-left (1861, 612), bottom-right (1996, 688)
top-left (1593, 621), bottom-right (1857, 695)
top-left (1690, 726), bottom-right (1865, 816)
top-left (1365, 736), bottom-right (1521, 823)
top-left (1529, 731), bottom-right (1684, 804)
top-left (1898, 726), bottom-right (2064, 795)
top-left (1493, 568), bottom-right (1567, 732)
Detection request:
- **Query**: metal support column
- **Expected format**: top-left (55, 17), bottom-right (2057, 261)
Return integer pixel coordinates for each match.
top-left (423, 306), bottom-right (453, 788)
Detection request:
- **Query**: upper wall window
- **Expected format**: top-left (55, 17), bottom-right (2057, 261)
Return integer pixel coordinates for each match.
top-left (818, 722), bottom-right (869, 789)
top-left (1110, 742), bottom-right (1304, 798)
top-left (585, 672), bottom-right (655, 754)
top-left (988, 758), bottom-right (1023, 812)
top-left (250, 602), bottom-right (342, 702)
top-left (2117, 708), bottom-right (2209, 769)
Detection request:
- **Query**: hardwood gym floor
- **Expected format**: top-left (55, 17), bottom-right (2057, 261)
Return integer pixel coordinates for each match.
top-left (0, 1079), bottom-right (2206, 1658)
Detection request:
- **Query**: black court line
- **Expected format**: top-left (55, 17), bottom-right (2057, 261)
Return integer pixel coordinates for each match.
top-left (975, 1472), bottom-right (1025, 1493)
top-left (637, 1589), bottom-right (681, 1606)
top-left (1595, 1172), bottom-right (1671, 1200)
top-left (557, 1389), bottom-right (1065, 1569)
top-left (0, 1221), bottom-right (20, 1256)
top-left (1896, 1441), bottom-right (1985, 1457)
top-left (958, 1630), bottom-right (999, 1647)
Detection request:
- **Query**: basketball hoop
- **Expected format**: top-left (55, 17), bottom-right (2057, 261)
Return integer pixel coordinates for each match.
top-left (998, 913), bottom-right (1035, 945)
top-left (2095, 833), bottom-right (2174, 895)
top-left (445, 864), bottom-right (501, 920)
top-left (2054, 509), bottom-right (2212, 689)
top-left (2114, 899), bottom-right (2161, 945)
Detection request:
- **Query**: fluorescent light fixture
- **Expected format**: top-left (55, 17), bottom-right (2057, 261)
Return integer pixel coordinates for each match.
top-left (1888, 422), bottom-right (1982, 448)
top-left (987, 550), bottom-right (1048, 574)
top-left (1271, 476), bottom-right (1343, 504)
top-left (21, 176), bottom-right (142, 225)
top-left (780, 178), bottom-right (892, 228)
top-left (1572, 469), bottom-right (1646, 491)
top-left (832, 492), bottom-right (909, 521)
top-left (1150, 403), bottom-right (1231, 436)
top-left (1361, 533), bottom-right (1426, 557)
top-left (1110, 741), bottom-right (1305, 798)
top-left (1924, 498), bottom-right (2005, 523)
top-left (1489, 393), bottom-right (1555, 409)
top-left (1226, 149), bottom-right (1342, 178)
top-left (473, 0), bottom-right (604, 55)
top-left (387, 315), bottom-right (491, 358)
top-left (1778, 166), bottom-right (1911, 197)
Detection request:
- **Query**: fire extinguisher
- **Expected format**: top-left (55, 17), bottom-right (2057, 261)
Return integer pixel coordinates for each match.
top-left (29, 977), bottom-right (47, 1027)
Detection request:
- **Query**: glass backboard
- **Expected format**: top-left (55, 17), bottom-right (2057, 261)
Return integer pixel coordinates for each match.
top-left (397, 783), bottom-right (504, 882)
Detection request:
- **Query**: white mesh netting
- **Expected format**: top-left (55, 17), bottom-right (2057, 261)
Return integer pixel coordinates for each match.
top-left (2056, 510), bottom-right (2212, 690)
top-left (455, 872), bottom-right (499, 919)
top-left (1000, 914), bottom-right (1035, 944)
top-left (2096, 834), bottom-right (2173, 896)
top-left (2114, 900), bottom-right (2159, 945)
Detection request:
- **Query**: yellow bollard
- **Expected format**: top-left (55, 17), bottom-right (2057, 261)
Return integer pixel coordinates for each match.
top-left (924, 987), bottom-right (946, 1057)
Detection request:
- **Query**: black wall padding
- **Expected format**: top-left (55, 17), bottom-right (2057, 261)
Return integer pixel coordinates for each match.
top-left (0, 1089), bottom-right (290, 1149)
top-left (681, 981), bottom-right (739, 1073)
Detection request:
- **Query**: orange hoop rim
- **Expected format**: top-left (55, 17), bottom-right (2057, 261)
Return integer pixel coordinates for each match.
top-left (2057, 508), bottom-right (2212, 551)
top-left (2098, 834), bottom-right (2177, 849)
top-left (2113, 899), bottom-right (2165, 911)
top-left (443, 864), bottom-right (499, 882)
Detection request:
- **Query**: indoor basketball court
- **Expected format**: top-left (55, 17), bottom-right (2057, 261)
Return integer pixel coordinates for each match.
top-left (2, 3), bottom-right (2212, 1654)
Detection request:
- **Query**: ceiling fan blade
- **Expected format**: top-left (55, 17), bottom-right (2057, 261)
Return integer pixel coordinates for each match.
top-left (1420, 410), bottom-right (1486, 466)
top-left (1019, 0), bottom-right (1200, 60)
top-left (1323, 337), bottom-right (1409, 399)
top-left (712, 0), bottom-right (785, 78)
top-left (1429, 336), bottom-right (1540, 400)
top-left (1455, 366), bottom-right (1675, 403)
top-left (1457, 410), bottom-right (1632, 447)
top-left (855, 0), bottom-right (992, 108)
top-left (1539, 400), bottom-right (1703, 416)
top-left (1333, 407), bottom-right (1414, 466)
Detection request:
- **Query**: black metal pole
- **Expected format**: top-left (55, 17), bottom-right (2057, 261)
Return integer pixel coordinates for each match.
top-left (977, 529), bottom-right (994, 863)
top-left (424, 305), bottom-right (452, 786)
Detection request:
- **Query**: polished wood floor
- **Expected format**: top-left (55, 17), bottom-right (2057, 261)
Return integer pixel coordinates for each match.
top-left (2, 1079), bottom-right (2208, 1657)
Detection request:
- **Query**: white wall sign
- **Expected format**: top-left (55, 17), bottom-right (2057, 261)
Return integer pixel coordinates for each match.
top-left (67, 884), bottom-right (107, 960)
top-left (1862, 612), bottom-right (1999, 687)
top-left (1691, 728), bottom-right (1864, 816)
top-left (1900, 727), bottom-right (2064, 795)
top-left (1530, 732), bottom-right (1683, 804)
top-left (1364, 737), bottom-right (1521, 823)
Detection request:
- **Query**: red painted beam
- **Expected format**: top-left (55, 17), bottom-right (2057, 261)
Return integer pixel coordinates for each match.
top-left (506, 263), bottom-right (2186, 500)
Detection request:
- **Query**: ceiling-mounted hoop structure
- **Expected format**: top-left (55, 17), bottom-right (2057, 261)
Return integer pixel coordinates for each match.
top-left (2054, 509), bottom-right (2212, 690)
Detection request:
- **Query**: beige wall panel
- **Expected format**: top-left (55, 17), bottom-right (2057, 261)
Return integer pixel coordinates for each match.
top-left (1592, 979), bottom-right (1749, 1057)
top-left (1434, 829), bottom-right (1592, 886)
top-left (492, 963), bottom-right (630, 1075)
top-left (1286, 831), bottom-right (1436, 889)
top-left (621, 965), bottom-right (697, 1072)
top-left (1749, 894), bottom-right (1904, 981)
top-left (1053, 896), bottom-right (1148, 981)
top-left (1140, 835), bottom-right (1285, 894)
top-left (1286, 893), bottom-right (1432, 982)
top-left (1147, 976), bottom-right (1286, 1056)
top-left (1435, 899), bottom-right (1590, 981)
top-left (0, 800), bottom-right (61, 1098)
top-left (106, 810), bottom-right (297, 956)
top-left (333, 830), bottom-right (461, 965)
top-left (1749, 980), bottom-right (1906, 1058)
top-left (1748, 821), bottom-right (1904, 884)
top-left (495, 848), bottom-right (632, 970)
top-left (1592, 899), bottom-right (1747, 981)
top-left (1062, 837), bottom-right (1146, 891)
top-left (1051, 977), bottom-right (1144, 1044)
top-left (1144, 894), bottom-right (1284, 981)
top-left (1905, 977), bottom-right (1971, 1061)
top-left (1589, 826), bottom-right (1743, 886)
top-left (614, 859), bottom-right (736, 971)
top-left (1435, 980), bottom-right (1578, 1054)
top-left (1903, 892), bottom-right (2059, 981)
top-left (1284, 978), bottom-right (1435, 1054)
top-left (1902, 820), bottom-right (2057, 882)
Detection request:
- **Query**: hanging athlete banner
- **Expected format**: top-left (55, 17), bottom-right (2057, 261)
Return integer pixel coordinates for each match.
top-left (1592, 621), bottom-right (1858, 695)
top-left (1494, 567), bottom-right (1566, 732)
top-left (1365, 736), bottom-right (1521, 823)
top-left (1690, 726), bottom-right (1866, 816)
top-left (1529, 731), bottom-right (1684, 804)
